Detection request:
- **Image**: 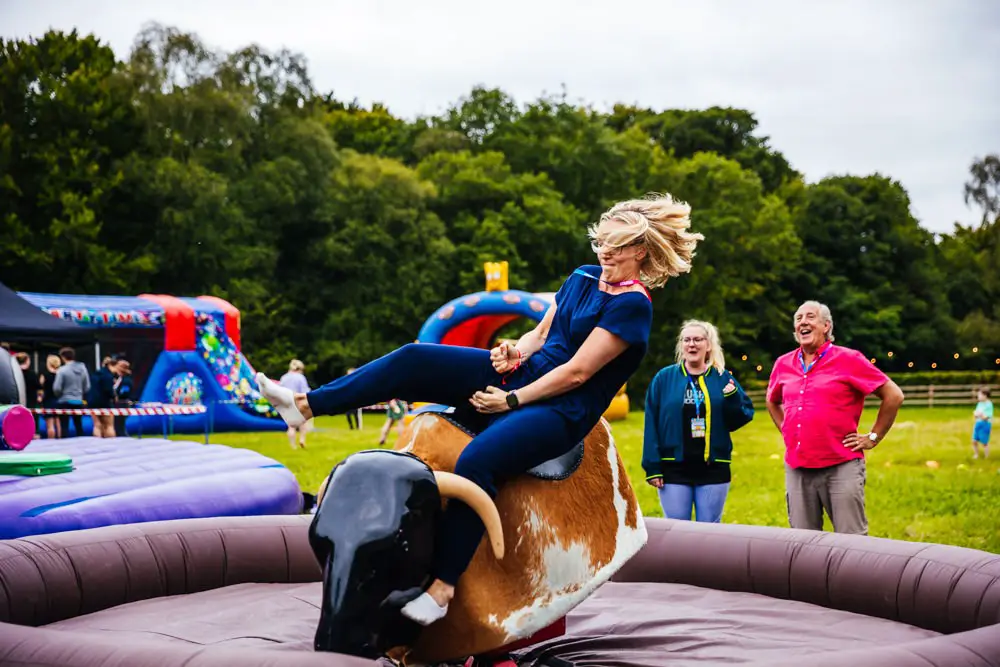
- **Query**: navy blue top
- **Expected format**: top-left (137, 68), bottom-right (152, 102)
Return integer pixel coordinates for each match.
top-left (88, 367), bottom-right (116, 409)
top-left (511, 265), bottom-right (653, 439)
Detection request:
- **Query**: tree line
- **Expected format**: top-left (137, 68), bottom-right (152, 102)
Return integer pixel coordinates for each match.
top-left (1, 25), bottom-right (998, 401)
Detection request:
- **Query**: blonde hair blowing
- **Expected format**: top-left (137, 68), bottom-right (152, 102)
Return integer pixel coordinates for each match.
top-left (674, 320), bottom-right (727, 373)
top-left (588, 193), bottom-right (704, 289)
top-left (289, 359), bottom-right (305, 372)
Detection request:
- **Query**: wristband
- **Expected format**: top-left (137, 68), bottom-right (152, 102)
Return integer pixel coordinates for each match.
top-left (501, 348), bottom-right (523, 386)
top-left (508, 348), bottom-right (522, 373)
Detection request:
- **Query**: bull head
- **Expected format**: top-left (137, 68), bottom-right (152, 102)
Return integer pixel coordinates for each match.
top-left (309, 449), bottom-right (504, 658)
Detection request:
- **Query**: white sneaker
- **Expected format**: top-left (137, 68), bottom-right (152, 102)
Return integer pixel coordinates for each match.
top-left (400, 592), bottom-right (449, 626)
top-left (256, 372), bottom-right (306, 427)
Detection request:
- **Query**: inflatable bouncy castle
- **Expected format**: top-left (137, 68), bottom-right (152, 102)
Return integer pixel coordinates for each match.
top-left (413, 262), bottom-right (630, 421)
top-left (417, 262), bottom-right (555, 349)
top-left (16, 292), bottom-right (282, 434)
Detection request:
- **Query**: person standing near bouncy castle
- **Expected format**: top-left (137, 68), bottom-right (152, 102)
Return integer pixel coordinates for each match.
top-left (14, 353), bottom-right (40, 407)
top-left (39, 354), bottom-right (62, 439)
top-left (641, 320), bottom-right (755, 523)
top-left (279, 359), bottom-right (312, 449)
top-left (89, 357), bottom-right (117, 438)
top-left (14, 353), bottom-right (41, 438)
top-left (53, 347), bottom-right (89, 438)
top-left (766, 301), bottom-right (904, 535)
top-left (113, 357), bottom-right (134, 437)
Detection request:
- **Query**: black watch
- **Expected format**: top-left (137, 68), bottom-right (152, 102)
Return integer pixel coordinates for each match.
top-left (505, 391), bottom-right (520, 409)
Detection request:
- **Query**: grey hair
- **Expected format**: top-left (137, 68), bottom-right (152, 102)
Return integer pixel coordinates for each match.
top-left (795, 300), bottom-right (835, 342)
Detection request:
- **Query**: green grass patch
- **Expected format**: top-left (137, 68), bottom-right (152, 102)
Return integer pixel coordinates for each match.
top-left (171, 406), bottom-right (1000, 554)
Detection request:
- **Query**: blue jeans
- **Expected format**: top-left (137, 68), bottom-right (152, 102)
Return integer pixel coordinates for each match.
top-left (657, 483), bottom-right (731, 522)
top-left (306, 343), bottom-right (580, 585)
top-left (56, 400), bottom-right (85, 438)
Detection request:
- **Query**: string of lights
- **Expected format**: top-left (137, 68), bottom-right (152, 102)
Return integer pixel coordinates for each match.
top-left (736, 348), bottom-right (1000, 373)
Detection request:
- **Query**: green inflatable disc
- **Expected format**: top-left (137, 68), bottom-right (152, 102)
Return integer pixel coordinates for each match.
top-left (0, 452), bottom-right (74, 476)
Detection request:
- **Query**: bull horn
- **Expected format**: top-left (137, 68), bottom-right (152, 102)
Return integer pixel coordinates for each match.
top-left (316, 474), bottom-right (332, 508)
top-left (433, 471), bottom-right (505, 560)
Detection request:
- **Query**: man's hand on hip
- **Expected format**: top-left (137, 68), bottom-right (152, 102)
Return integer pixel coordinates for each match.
top-left (843, 432), bottom-right (878, 452)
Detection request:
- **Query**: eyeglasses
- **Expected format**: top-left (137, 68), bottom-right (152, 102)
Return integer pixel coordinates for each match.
top-left (682, 337), bottom-right (707, 344)
top-left (591, 237), bottom-right (645, 256)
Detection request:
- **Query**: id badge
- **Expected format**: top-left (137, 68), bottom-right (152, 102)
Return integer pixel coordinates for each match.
top-left (690, 417), bottom-right (706, 439)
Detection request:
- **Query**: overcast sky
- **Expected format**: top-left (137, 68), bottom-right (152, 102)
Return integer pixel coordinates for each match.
top-left (3, 0), bottom-right (998, 233)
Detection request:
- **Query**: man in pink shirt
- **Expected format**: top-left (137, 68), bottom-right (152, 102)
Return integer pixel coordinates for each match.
top-left (766, 301), bottom-right (904, 534)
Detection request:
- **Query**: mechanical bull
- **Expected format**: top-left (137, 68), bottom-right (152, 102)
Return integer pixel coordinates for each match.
top-left (309, 410), bottom-right (648, 664)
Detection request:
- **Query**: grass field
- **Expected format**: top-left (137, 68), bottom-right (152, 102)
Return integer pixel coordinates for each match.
top-left (174, 406), bottom-right (1000, 554)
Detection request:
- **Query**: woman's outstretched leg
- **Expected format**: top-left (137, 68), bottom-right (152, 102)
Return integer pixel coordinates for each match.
top-left (257, 343), bottom-right (496, 427)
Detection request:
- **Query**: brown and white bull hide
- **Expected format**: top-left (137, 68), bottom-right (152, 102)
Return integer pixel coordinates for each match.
top-left (392, 413), bottom-right (647, 665)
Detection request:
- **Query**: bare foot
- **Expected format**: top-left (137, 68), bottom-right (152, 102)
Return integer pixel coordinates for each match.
top-left (295, 395), bottom-right (314, 420)
top-left (426, 579), bottom-right (455, 607)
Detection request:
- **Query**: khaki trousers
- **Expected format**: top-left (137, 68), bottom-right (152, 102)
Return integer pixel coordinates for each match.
top-left (784, 458), bottom-right (867, 535)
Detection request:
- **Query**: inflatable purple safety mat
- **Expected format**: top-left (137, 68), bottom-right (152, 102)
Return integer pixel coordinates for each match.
top-left (0, 437), bottom-right (302, 539)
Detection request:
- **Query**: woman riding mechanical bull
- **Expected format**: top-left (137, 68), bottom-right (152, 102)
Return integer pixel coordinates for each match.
top-left (257, 192), bottom-right (703, 627)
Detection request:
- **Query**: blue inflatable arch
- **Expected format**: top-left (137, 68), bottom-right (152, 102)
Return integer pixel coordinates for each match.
top-left (417, 290), bottom-right (555, 348)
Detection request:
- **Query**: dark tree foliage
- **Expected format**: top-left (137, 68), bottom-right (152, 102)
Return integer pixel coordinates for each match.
top-left (1, 26), bottom-right (994, 398)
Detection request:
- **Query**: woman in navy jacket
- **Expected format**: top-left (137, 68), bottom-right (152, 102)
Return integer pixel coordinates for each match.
top-left (642, 320), bottom-right (754, 522)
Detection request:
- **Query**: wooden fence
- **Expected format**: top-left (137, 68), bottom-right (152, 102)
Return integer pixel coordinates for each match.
top-left (744, 384), bottom-right (996, 408)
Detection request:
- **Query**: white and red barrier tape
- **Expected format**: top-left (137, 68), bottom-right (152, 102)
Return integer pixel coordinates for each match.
top-left (30, 405), bottom-right (207, 416)
top-left (30, 403), bottom-right (404, 417)
top-left (200, 400), bottom-right (400, 411)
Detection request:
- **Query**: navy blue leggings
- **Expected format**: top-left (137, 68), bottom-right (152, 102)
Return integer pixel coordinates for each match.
top-left (306, 343), bottom-right (578, 585)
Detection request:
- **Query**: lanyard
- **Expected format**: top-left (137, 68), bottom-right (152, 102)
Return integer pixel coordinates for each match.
top-left (684, 368), bottom-right (703, 419)
top-left (573, 268), bottom-right (652, 301)
top-left (797, 342), bottom-right (831, 374)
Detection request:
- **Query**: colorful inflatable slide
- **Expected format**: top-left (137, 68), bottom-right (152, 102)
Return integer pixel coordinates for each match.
top-left (17, 292), bottom-right (282, 434)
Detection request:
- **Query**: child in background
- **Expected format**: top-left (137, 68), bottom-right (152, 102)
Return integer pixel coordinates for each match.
top-left (972, 387), bottom-right (993, 459)
top-left (378, 398), bottom-right (407, 446)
